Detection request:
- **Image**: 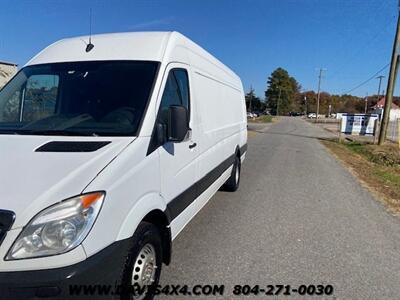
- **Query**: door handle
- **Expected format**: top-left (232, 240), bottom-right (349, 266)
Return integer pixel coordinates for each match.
top-left (189, 142), bottom-right (197, 149)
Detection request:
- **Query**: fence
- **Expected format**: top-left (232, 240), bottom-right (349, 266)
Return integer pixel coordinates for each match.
top-left (387, 118), bottom-right (400, 143)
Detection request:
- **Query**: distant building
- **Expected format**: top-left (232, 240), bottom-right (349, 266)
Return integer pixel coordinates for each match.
top-left (0, 61), bottom-right (18, 88)
top-left (371, 97), bottom-right (400, 121)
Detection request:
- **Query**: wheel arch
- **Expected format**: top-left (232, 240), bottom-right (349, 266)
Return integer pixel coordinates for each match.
top-left (235, 145), bottom-right (241, 158)
top-left (117, 193), bottom-right (172, 265)
top-left (142, 209), bottom-right (172, 265)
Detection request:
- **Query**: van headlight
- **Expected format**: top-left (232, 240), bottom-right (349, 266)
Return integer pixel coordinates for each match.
top-left (6, 192), bottom-right (104, 260)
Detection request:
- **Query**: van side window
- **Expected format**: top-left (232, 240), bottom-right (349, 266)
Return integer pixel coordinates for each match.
top-left (148, 68), bottom-right (191, 154)
top-left (160, 72), bottom-right (182, 111)
top-left (158, 68), bottom-right (190, 125)
top-left (173, 69), bottom-right (190, 111)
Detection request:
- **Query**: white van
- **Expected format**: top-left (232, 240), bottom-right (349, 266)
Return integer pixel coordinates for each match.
top-left (0, 32), bottom-right (247, 299)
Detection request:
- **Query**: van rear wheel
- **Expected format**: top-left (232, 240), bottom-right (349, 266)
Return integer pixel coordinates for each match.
top-left (121, 222), bottom-right (163, 300)
top-left (222, 155), bottom-right (241, 192)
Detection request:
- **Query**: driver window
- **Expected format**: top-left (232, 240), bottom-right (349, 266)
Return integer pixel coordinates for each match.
top-left (158, 68), bottom-right (190, 126)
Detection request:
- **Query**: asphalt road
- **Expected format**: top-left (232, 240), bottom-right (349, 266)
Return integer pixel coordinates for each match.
top-left (159, 117), bottom-right (400, 299)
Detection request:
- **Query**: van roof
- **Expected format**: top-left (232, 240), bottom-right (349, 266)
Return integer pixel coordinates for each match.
top-left (26, 31), bottom-right (240, 85)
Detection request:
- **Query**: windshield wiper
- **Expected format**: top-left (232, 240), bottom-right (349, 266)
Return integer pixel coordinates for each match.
top-left (0, 130), bottom-right (22, 135)
top-left (3, 129), bottom-right (98, 136)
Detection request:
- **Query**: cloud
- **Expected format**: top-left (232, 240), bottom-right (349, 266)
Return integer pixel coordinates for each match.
top-left (129, 17), bottom-right (174, 30)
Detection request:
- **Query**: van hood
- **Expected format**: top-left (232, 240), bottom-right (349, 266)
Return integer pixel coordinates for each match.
top-left (0, 135), bottom-right (133, 228)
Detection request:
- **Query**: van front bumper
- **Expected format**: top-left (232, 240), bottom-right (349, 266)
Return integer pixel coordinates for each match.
top-left (0, 238), bottom-right (132, 300)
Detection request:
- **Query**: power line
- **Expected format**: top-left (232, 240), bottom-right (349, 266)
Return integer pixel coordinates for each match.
top-left (329, 2), bottom-right (395, 81)
top-left (342, 63), bottom-right (389, 94)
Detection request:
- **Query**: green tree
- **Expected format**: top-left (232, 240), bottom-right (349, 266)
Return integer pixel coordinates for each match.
top-left (245, 87), bottom-right (265, 112)
top-left (300, 91), bottom-right (367, 115)
top-left (265, 68), bottom-right (300, 115)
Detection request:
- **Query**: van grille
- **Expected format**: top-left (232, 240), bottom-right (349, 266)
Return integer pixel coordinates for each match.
top-left (0, 210), bottom-right (15, 245)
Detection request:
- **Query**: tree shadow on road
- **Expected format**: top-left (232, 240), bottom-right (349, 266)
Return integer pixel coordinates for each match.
top-left (248, 128), bottom-right (336, 142)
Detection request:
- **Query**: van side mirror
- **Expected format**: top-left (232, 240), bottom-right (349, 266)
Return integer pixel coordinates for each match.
top-left (168, 105), bottom-right (189, 142)
top-left (156, 123), bottom-right (167, 146)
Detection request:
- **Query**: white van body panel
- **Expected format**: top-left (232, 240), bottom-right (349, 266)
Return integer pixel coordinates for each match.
top-left (0, 136), bottom-right (131, 271)
top-left (0, 135), bottom-right (132, 229)
top-left (80, 137), bottom-right (165, 257)
top-left (26, 32), bottom-right (171, 66)
top-left (170, 167), bottom-right (232, 239)
top-left (0, 32), bottom-right (247, 272)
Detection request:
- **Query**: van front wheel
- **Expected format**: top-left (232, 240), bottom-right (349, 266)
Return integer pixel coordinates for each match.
top-left (222, 155), bottom-right (241, 192)
top-left (121, 222), bottom-right (163, 300)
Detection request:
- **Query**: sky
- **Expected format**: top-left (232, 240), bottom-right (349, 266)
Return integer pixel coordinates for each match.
top-left (0, 0), bottom-right (398, 98)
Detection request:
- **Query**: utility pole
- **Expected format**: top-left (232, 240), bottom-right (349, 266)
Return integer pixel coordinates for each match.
top-left (364, 93), bottom-right (368, 114)
top-left (379, 2), bottom-right (400, 145)
top-left (276, 87), bottom-right (281, 116)
top-left (316, 68), bottom-right (326, 121)
top-left (249, 85), bottom-right (253, 112)
top-left (304, 95), bottom-right (307, 116)
top-left (376, 75), bottom-right (385, 100)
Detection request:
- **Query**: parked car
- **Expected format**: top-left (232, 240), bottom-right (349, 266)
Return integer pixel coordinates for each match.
top-left (247, 112), bottom-right (259, 118)
top-left (308, 113), bottom-right (317, 118)
top-left (247, 112), bottom-right (255, 118)
top-left (252, 112), bottom-right (260, 117)
top-left (0, 31), bottom-right (248, 299)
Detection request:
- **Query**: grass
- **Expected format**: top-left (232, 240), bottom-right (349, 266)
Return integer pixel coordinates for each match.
top-left (374, 169), bottom-right (400, 188)
top-left (248, 115), bottom-right (274, 123)
top-left (322, 140), bottom-right (400, 213)
top-left (345, 142), bottom-right (400, 167)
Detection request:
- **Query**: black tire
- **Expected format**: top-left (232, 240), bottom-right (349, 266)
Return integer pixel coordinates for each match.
top-left (120, 222), bottom-right (163, 300)
top-left (222, 154), bottom-right (241, 192)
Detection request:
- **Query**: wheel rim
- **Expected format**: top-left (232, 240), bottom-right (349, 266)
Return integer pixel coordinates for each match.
top-left (131, 243), bottom-right (157, 300)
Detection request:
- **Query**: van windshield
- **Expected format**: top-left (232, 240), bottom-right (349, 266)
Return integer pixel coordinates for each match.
top-left (0, 61), bottom-right (159, 136)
